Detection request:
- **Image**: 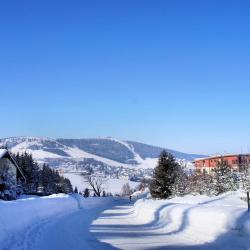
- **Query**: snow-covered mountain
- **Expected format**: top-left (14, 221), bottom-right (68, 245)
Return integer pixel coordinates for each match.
top-left (0, 136), bottom-right (205, 172)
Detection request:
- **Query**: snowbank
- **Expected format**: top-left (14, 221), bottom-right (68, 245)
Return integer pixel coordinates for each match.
top-left (0, 194), bottom-right (113, 247)
top-left (133, 191), bottom-right (250, 247)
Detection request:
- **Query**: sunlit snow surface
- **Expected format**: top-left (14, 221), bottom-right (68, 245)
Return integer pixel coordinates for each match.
top-left (1, 191), bottom-right (250, 250)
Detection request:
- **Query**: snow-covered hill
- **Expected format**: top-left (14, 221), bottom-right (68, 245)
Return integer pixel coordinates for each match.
top-left (0, 136), bottom-right (204, 168)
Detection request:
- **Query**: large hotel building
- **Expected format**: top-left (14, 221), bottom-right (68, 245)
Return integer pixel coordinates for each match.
top-left (194, 154), bottom-right (250, 174)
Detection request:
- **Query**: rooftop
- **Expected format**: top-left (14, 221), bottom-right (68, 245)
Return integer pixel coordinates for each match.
top-left (0, 149), bottom-right (7, 159)
top-left (194, 154), bottom-right (250, 161)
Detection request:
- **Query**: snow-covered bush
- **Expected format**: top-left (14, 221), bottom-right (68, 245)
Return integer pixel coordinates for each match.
top-left (238, 165), bottom-right (250, 191)
top-left (0, 164), bottom-right (17, 200)
top-left (187, 172), bottom-right (215, 196)
top-left (213, 161), bottom-right (238, 195)
top-left (171, 165), bottom-right (189, 197)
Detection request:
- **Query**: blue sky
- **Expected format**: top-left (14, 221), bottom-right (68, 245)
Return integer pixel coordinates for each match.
top-left (0, 0), bottom-right (250, 154)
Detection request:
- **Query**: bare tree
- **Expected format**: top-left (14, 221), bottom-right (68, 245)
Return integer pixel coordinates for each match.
top-left (121, 183), bottom-right (133, 197)
top-left (87, 175), bottom-right (105, 197)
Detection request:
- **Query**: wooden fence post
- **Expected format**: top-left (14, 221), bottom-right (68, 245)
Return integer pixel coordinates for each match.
top-left (247, 192), bottom-right (250, 212)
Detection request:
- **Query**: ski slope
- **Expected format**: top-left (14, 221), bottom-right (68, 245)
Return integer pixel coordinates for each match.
top-left (1, 192), bottom-right (250, 250)
top-left (1, 136), bottom-right (197, 170)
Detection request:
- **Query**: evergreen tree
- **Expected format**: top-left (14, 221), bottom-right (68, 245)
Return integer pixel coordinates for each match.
top-left (172, 165), bottom-right (188, 197)
top-left (0, 164), bottom-right (17, 200)
top-left (83, 188), bottom-right (90, 197)
top-left (149, 151), bottom-right (180, 199)
top-left (14, 153), bottom-right (73, 196)
top-left (213, 160), bottom-right (237, 195)
top-left (74, 186), bottom-right (78, 193)
top-left (188, 171), bottom-right (214, 196)
top-left (59, 177), bottom-right (73, 194)
top-left (239, 164), bottom-right (250, 191)
top-left (40, 164), bottom-right (55, 195)
top-left (15, 152), bottom-right (40, 194)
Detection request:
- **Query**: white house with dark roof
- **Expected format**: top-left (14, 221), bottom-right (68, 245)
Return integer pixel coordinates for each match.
top-left (0, 149), bottom-right (26, 183)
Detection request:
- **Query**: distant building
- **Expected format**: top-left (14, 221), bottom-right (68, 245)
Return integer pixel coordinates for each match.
top-left (0, 149), bottom-right (26, 183)
top-left (194, 154), bottom-right (250, 174)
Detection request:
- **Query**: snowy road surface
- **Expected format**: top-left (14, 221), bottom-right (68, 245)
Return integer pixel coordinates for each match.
top-left (4, 192), bottom-right (250, 250)
top-left (91, 194), bottom-right (250, 250)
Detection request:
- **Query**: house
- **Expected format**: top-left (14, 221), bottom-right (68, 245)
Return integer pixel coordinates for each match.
top-left (0, 149), bottom-right (26, 183)
top-left (194, 154), bottom-right (250, 174)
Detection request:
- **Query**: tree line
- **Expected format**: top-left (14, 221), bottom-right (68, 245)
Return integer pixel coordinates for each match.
top-left (150, 150), bottom-right (250, 199)
top-left (0, 152), bottom-right (73, 200)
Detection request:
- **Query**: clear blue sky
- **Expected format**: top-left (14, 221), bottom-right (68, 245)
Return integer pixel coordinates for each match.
top-left (0, 0), bottom-right (250, 155)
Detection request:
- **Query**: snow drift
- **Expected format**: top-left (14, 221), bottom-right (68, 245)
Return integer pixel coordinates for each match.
top-left (0, 194), bottom-right (113, 249)
top-left (132, 191), bottom-right (250, 248)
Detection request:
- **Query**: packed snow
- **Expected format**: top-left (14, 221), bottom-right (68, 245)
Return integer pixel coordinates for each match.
top-left (92, 191), bottom-right (250, 249)
top-left (0, 194), bottom-right (114, 250)
top-left (1, 191), bottom-right (250, 249)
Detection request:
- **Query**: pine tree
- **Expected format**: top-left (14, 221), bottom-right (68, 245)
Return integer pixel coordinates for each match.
top-left (40, 164), bottom-right (56, 195)
top-left (59, 177), bottom-right (73, 194)
top-left (83, 188), bottom-right (90, 197)
top-left (14, 153), bottom-right (73, 196)
top-left (172, 165), bottom-right (188, 197)
top-left (74, 186), bottom-right (78, 193)
top-left (213, 160), bottom-right (237, 195)
top-left (15, 152), bottom-right (40, 194)
top-left (149, 151), bottom-right (180, 199)
top-left (188, 171), bottom-right (214, 196)
top-left (0, 164), bottom-right (17, 200)
top-left (239, 165), bottom-right (250, 191)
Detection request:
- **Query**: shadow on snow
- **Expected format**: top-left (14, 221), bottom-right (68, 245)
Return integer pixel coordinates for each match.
top-left (90, 196), bottom-right (250, 250)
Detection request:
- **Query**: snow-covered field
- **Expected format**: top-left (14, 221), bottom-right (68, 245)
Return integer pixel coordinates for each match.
top-left (63, 172), bottom-right (139, 194)
top-left (1, 191), bottom-right (250, 250)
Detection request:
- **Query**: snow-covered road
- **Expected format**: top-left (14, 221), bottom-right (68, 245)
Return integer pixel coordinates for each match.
top-left (91, 193), bottom-right (250, 250)
top-left (19, 209), bottom-right (115, 250)
top-left (91, 202), bottom-right (217, 249)
top-left (4, 192), bottom-right (250, 250)
top-left (2, 195), bottom-right (116, 250)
